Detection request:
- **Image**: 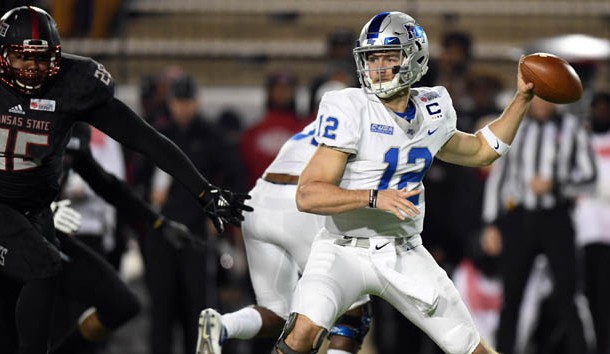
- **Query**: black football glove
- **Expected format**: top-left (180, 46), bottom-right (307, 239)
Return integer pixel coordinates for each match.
top-left (157, 218), bottom-right (209, 251)
top-left (199, 186), bottom-right (253, 233)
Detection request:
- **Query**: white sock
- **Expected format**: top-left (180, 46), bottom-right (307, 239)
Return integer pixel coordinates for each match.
top-left (327, 350), bottom-right (352, 354)
top-left (221, 307), bottom-right (263, 340)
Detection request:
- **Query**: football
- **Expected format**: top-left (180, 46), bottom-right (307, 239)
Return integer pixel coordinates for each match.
top-left (519, 53), bottom-right (583, 104)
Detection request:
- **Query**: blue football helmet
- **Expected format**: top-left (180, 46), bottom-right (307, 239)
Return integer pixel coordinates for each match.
top-left (354, 11), bottom-right (429, 98)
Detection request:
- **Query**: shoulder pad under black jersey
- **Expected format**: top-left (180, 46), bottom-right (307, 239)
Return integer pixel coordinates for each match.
top-left (49, 53), bottom-right (116, 113)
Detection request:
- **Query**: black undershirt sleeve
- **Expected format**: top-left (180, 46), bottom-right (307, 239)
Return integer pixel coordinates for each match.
top-left (71, 147), bottom-right (160, 226)
top-left (82, 97), bottom-right (211, 198)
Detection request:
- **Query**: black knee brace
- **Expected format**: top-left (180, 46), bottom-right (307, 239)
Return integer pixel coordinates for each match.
top-left (274, 313), bottom-right (328, 354)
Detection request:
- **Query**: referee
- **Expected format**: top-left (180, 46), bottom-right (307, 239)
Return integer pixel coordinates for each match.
top-left (481, 96), bottom-right (597, 354)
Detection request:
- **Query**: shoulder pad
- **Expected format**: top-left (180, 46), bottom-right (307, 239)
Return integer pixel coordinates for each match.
top-left (49, 53), bottom-right (115, 113)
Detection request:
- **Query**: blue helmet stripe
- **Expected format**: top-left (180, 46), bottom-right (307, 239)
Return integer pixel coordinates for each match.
top-left (366, 12), bottom-right (390, 39)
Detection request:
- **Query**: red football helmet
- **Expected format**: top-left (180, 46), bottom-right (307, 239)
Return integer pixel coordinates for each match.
top-left (0, 6), bottom-right (61, 95)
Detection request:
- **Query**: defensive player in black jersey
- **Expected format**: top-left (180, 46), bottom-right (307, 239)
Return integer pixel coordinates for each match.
top-left (0, 6), bottom-right (251, 354)
top-left (0, 122), bottom-right (212, 354)
top-left (47, 122), bottom-right (211, 354)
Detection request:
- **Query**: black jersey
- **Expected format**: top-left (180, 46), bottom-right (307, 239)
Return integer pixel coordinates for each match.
top-left (0, 53), bottom-right (114, 211)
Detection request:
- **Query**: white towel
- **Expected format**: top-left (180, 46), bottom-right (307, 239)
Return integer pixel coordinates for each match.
top-left (370, 242), bottom-right (439, 315)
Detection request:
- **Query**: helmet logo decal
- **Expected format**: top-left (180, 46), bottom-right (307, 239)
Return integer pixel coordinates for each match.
top-left (384, 37), bottom-right (400, 45)
top-left (0, 22), bottom-right (8, 37)
top-left (405, 25), bottom-right (425, 42)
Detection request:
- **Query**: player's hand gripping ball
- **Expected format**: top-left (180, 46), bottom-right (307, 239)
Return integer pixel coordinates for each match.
top-left (519, 53), bottom-right (583, 104)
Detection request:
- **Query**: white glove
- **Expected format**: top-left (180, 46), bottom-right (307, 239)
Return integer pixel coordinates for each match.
top-left (50, 199), bottom-right (82, 234)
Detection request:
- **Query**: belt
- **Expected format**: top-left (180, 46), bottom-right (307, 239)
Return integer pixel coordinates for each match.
top-left (334, 237), bottom-right (370, 248)
top-left (263, 172), bottom-right (300, 185)
top-left (333, 236), bottom-right (416, 249)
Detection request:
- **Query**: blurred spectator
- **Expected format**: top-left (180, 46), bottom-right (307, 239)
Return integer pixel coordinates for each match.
top-left (422, 31), bottom-right (473, 113)
top-left (451, 116), bottom-right (505, 348)
top-left (574, 91), bottom-right (610, 354)
top-left (61, 126), bottom-right (125, 262)
top-left (124, 67), bottom-right (185, 202)
top-left (51, 0), bottom-right (123, 38)
top-left (144, 74), bottom-right (246, 354)
top-left (240, 70), bottom-right (307, 189)
top-left (418, 31), bottom-right (478, 269)
top-left (482, 97), bottom-right (597, 354)
top-left (308, 29), bottom-right (358, 114)
top-left (459, 73), bottom-right (504, 133)
top-left (217, 109), bottom-right (244, 148)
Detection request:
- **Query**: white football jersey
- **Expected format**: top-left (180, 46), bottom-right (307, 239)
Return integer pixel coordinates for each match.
top-left (263, 120), bottom-right (318, 175)
top-left (314, 87), bottom-right (457, 237)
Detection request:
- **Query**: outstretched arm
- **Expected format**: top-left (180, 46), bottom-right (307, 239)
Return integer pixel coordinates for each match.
top-left (437, 58), bottom-right (534, 167)
top-left (69, 135), bottom-right (212, 249)
top-left (84, 98), bottom-right (208, 196)
top-left (82, 98), bottom-right (252, 231)
top-left (71, 145), bottom-right (159, 224)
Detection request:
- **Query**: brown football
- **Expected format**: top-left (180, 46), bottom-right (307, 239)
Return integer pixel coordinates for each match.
top-left (519, 53), bottom-right (583, 104)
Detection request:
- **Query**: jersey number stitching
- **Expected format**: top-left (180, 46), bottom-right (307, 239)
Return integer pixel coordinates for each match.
top-left (94, 64), bottom-right (112, 86)
top-left (378, 146), bottom-right (432, 205)
top-left (0, 128), bottom-right (49, 171)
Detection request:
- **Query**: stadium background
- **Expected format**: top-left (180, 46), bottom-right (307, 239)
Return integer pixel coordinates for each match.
top-left (20, 0), bottom-right (610, 353)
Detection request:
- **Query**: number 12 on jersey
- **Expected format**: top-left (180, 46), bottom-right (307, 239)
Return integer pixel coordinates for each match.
top-left (378, 147), bottom-right (432, 205)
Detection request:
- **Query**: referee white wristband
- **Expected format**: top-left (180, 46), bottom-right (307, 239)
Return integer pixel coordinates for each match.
top-left (480, 125), bottom-right (510, 156)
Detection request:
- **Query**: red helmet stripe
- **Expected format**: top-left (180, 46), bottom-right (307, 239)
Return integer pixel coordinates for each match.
top-left (28, 6), bottom-right (39, 39)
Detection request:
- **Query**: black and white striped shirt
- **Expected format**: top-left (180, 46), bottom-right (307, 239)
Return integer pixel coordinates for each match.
top-left (482, 112), bottom-right (597, 223)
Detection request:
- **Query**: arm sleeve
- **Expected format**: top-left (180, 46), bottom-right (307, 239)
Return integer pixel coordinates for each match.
top-left (71, 147), bottom-right (160, 225)
top-left (81, 97), bottom-right (211, 197)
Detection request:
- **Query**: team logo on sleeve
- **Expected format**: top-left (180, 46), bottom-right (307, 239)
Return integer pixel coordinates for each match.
top-left (419, 92), bottom-right (440, 102)
top-left (370, 123), bottom-right (394, 135)
top-left (30, 99), bottom-right (56, 112)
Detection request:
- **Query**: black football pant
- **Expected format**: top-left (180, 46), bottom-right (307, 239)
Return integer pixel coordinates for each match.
top-left (496, 206), bottom-right (586, 354)
top-left (1, 231), bottom-right (140, 354)
top-left (55, 232), bottom-right (140, 330)
top-left (0, 204), bottom-right (60, 354)
top-left (583, 243), bottom-right (610, 354)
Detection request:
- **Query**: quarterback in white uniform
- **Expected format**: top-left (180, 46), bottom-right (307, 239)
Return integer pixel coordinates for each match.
top-left (275, 11), bottom-right (534, 354)
top-left (197, 117), bottom-right (371, 354)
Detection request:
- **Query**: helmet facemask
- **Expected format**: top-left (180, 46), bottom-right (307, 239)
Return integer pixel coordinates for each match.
top-left (354, 43), bottom-right (425, 98)
top-left (353, 12), bottom-right (430, 99)
top-left (0, 6), bottom-right (62, 95)
top-left (0, 42), bottom-right (60, 95)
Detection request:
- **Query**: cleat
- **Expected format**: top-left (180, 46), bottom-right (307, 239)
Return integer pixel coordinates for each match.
top-left (196, 308), bottom-right (226, 354)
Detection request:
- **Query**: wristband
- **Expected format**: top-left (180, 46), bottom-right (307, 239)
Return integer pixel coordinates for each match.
top-left (480, 125), bottom-right (510, 156)
top-left (369, 189), bottom-right (378, 208)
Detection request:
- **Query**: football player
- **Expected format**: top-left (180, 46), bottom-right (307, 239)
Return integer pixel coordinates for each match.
top-left (47, 122), bottom-right (209, 354)
top-left (0, 6), bottom-right (250, 354)
top-left (196, 117), bottom-right (371, 354)
top-left (274, 11), bottom-right (534, 354)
